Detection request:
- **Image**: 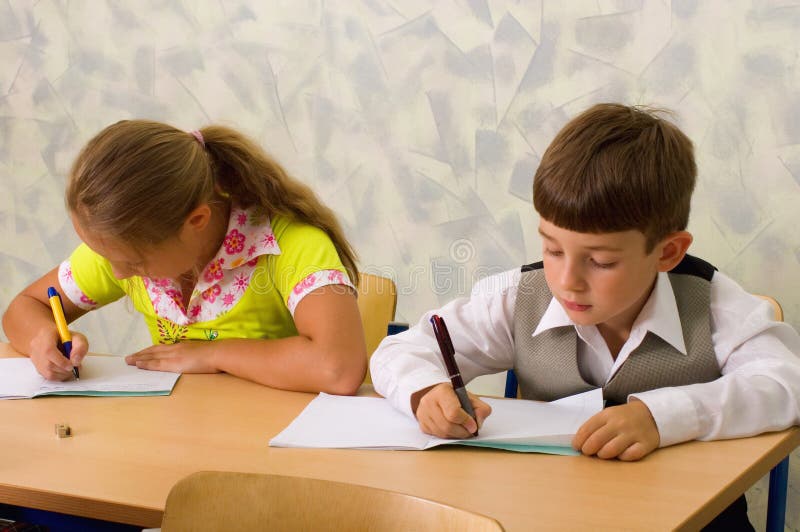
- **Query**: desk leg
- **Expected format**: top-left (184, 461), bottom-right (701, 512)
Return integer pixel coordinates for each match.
top-left (766, 457), bottom-right (790, 532)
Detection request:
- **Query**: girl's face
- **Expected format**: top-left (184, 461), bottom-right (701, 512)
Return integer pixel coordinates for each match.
top-left (72, 215), bottom-right (201, 280)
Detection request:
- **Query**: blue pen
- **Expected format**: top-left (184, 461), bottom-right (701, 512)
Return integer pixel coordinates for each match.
top-left (47, 287), bottom-right (79, 380)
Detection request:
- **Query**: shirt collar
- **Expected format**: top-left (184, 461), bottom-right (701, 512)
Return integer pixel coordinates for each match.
top-left (532, 297), bottom-right (573, 336)
top-left (205, 204), bottom-right (281, 273)
top-left (531, 272), bottom-right (687, 355)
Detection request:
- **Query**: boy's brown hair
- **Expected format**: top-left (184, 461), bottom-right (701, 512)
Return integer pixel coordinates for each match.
top-left (533, 103), bottom-right (696, 251)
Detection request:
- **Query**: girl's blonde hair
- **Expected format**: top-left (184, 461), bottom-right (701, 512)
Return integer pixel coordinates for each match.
top-left (66, 120), bottom-right (358, 283)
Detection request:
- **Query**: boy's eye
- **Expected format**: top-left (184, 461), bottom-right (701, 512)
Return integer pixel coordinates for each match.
top-left (545, 249), bottom-right (563, 257)
top-left (590, 258), bottom-right (616, 269)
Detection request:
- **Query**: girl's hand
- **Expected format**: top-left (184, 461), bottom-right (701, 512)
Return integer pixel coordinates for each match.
top-left (412, 382), bottom-right (492, 439)
top-left (125, 341), bottom-right (221, 374)
top-left (572, 399), bottom-right (660, 461)
top-left (28, 328), bottom-right (88, 381)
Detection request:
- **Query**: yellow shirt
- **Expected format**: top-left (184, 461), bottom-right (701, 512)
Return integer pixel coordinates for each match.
top-left (57, 206), bottom-right (353, 344)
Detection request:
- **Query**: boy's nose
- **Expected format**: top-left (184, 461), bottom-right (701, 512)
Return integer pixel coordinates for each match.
top-left (560, 263), bottom-right (586, 292)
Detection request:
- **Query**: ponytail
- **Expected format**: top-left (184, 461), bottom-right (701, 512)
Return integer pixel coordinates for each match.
top-left (199, 125), bottom-right (358, 283)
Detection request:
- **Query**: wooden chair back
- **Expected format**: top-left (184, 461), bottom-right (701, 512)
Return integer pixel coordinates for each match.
top-left (757, 294), bottom-right (783, 322)
top-left (161, 471), bottom-right (505, 531)
top-left (357, 273), bottom-right (397, 382)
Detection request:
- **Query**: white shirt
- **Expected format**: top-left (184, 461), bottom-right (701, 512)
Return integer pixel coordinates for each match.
top-left (369, 268), bottom-right (800, 447)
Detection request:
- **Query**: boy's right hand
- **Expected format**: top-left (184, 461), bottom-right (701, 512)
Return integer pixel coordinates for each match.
top-left (28, 328), bottom-right (88, 381)
top-left (412, 382), bottom-right (492, 439)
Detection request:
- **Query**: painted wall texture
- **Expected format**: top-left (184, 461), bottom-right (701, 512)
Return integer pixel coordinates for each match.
top-left (1, 1), bottom-right (799, 529)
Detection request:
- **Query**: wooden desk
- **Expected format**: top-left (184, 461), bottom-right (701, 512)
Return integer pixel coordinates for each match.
top-left (0, 345), bottom-right (797, 531)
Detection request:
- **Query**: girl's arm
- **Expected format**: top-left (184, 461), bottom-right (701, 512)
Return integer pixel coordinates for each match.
top-left (126, 285), bottom-right (368, 395)
top-left (2, 267), bottom-right (90, 379)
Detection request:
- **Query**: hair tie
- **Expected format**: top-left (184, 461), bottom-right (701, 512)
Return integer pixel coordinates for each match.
top-left (190, 130), bottom-right (205, 148)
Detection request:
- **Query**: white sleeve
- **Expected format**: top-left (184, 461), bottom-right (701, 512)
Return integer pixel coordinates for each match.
top-left (369, 269), bottom-right (520, 418)
top-left (633, 272), bottom-right (800, 447)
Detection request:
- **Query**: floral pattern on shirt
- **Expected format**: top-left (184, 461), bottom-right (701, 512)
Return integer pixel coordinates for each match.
top-left (58, 260), bottom-right (98, 310)
top-left (157, 317), bottom-right (188, 344)
top-left (140, 205), bottom-right (282, 326)
top-left (58, 204), bottom-right (355, 326)
top-left (286, 268), bottom-right (352, 315)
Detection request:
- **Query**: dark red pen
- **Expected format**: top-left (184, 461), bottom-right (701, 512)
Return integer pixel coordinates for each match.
top-left (430, 314), bottom-right (478, 436)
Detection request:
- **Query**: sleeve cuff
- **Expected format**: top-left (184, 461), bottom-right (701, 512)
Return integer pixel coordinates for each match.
top-left (58, 260), bottom-right (99, 310)
top-left (371, 353), bottom-right (449, 419)
top-left (392, 373), bottom-right (450, 420)
top-left (630, 387), bottom-right (702, 448)
top-left (286, 269), bottom-right (355, 315)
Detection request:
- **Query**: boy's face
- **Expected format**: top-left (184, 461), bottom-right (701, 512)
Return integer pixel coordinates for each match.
top-left (538, 219), bottom-right (660, 334)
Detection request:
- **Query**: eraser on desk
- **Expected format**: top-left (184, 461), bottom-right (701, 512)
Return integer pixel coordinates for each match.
top-left (55, 423), bottom-right (71, 438)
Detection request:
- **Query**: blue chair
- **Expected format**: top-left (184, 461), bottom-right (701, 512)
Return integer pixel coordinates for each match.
top-left (768, 458), bottom-right (790, 532)
top-left (758, 295), bottom-right (791, 532)
top-left (504, 368), bottom-right (519, 399)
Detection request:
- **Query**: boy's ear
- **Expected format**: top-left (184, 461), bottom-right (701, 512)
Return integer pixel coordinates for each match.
top-left (656, 231), bottom-right (693, 272)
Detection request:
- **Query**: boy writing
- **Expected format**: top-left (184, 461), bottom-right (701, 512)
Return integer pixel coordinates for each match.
top-left (370, 103), bottom-right (800, 528)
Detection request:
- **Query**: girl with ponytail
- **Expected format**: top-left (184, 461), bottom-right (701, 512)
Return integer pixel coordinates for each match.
top-left (3, 120), bottom-right (367, 393)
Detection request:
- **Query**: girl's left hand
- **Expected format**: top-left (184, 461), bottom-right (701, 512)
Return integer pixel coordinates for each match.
top-left (125, 342), bottom-right (220, 374)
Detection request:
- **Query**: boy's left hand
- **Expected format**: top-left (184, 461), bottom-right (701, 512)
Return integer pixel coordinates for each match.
top-left (572, 399), bottom-right (660, 461)
top-left (125, 341), bottom-right (220, 374)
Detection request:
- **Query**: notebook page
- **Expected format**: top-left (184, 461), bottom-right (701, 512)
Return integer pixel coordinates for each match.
top-left (36, 356), bottom-right (180, 395)
top-left (0, 358), bottom-right (46, 399)
top-left (269, 388), bottom-right (603, 452)
top-left (270, 393), bottom-right (432, 449)
top-left (432, 388), bottom-right (603, 447)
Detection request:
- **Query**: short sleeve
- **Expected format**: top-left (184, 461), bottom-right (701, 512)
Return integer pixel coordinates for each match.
top-left (58, 243), bottom-right (126, 309)
top-left (270, 219), bottom-right (355, 315)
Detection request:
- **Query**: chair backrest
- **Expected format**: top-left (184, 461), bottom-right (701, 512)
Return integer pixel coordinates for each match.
top-left (357, 273), bottom-right (397, 382)
top-left (757, 294), bottom-right (783, 322)
top-left (161, 471), bottom-right (505, 531)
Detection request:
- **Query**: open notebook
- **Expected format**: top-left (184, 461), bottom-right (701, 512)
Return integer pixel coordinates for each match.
top-left (270, 388), bottom-right (603, 455)
top-left (0, 356), bottom-right (181, 399)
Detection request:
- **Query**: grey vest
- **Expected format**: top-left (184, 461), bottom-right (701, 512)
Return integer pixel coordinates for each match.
top-left (512, 255), bottom-right (721, 405)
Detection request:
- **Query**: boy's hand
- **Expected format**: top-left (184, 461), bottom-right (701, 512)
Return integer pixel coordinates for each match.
top-left (572, 399), bottom-right (660, 461)
top-left (126, 341), bottom-right (220, 373)
top-left (28, 329), bottom-right (88, 381)
top-left (412, 382), bottom-right (492, 439)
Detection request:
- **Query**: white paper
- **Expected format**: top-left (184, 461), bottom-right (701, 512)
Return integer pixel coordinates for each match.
top-left (0, 358), bottom-right (42, 398)
top-left (269, 388), bottom-right (603, 452)
top-left (0, 356), bottom-right (180, 399)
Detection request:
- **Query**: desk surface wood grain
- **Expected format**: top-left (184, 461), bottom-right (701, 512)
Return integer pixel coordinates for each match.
top-left (1, 344), bottom-right (797, 531)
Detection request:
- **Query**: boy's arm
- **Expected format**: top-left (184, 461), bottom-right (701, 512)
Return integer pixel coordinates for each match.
top-left (631, 272), bottom-right (800, 447)
top-left (369, 269), bottom-right (520, 417)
